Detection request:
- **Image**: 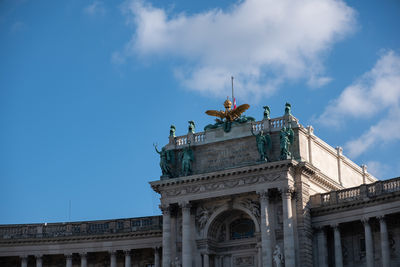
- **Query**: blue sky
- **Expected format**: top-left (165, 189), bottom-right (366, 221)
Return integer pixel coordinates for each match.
top-left (1, 0), bottom-right (399, 224)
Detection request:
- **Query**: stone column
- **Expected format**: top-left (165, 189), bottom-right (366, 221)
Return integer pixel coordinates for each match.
top-left (378, 216), bottom-right (390, 267)
top-left (362, 218), bottom-right (374, 267)
top-left (257, 245), bottom-right (262, 267)
top-left (317, 227), bottom-right (328, 267)
top-left (154, 247), bottom-right (161, 267)
top-left (161, 205), bottom-right (172, 267)
top-left (66, 254), bottom-right (72, 267)
top-left (35, 255), bottom-right (43, 267)
top-left (181, 202), bottom-right (192, 267)
top-left (203, 253), bottom-right (209, 267)
top-left (21, 256), bottom-right (28, 267)
top-left (110, 251), bottom-right (117, 267)
top-left (124, 250), bottom-right (131, 267)
top-left (281, 188), bottom-right (295, 267)
top-left (80, 253), bottom-right (87, 267)
top-left (332, 224), bottom-right (343, 267)
top-left (259, 191), bottom-right (273, 267)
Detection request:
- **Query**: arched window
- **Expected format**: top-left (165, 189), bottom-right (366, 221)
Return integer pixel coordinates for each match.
top-left (229, 218), bottom-right (255, 240)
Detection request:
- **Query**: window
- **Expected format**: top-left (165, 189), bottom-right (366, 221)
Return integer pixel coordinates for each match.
top-left (230, 218), bottom-right (255, 240)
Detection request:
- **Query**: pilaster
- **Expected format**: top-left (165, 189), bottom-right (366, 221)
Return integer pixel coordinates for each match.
top-left (281, 187), bottom-right (295, 267)
top-left (161, 205), bottom-right (172, 267)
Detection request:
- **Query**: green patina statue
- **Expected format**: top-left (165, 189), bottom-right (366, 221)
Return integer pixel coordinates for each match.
top-left (279, 125), bottom-right (294, 160)
top-left (251, 125), bottom-right (271, 161)
top-left (263, 106), bottom-right (271, 119)
top-left (170, 125), bottom-right (176, 137)
top-left (154, 143), bottom-right (175, 177)
top-left (181, 142), bottom-right (194, 176)
top-left (188, 121), bottom-right (195, 134)
top-left (284, 102), bottom-right (292, 116)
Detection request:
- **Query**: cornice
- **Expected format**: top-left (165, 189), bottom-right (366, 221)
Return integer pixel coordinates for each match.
top-left (310, 171), bottom-right (343, 191)
top-left (0, 230), bottom-right (162, 246)
top-left (311, 190), bottom-right (400, 216)
top-left (150, 160), bottom-right (298, 194)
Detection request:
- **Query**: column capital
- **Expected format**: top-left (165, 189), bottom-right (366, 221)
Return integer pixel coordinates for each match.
top-left (109, 250), bottom-right (117, 256)
top-left (35, 254), bottom-right (43, 259)
top-left (377, 215), bottom-right (386, 222)
top-left (314, 225), bottom-right (325, 232)
top-left (331, 223), bottom-right (340, 229)
top-left (79, 252), bottom-right (87, 257)
top-left (279, 186), bottom-right (295, 198)
top-left (179, 201), bottom-right (192, 210)
top-left (257, 190), bottom-right (270, 201)
top-left (160, 205), bottom-right (171, 215)
top-left (65, 253), bottom-right (73, 259)
top-left (361, 217), bottom-right (370, 225)
top-left (124, 250), bottom-right (131, 256)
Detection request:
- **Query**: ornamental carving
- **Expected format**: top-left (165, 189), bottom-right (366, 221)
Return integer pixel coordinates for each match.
top-left (239, 198), bottom-right (260, 220)
top-left (234, 255), bottom-right (254, 266)
top-left (163, 173), bottom-right (282, 198)
top-left (195, 205), bottom-right (220, 232)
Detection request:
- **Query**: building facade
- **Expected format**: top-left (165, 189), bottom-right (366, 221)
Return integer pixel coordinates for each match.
top-left (1, 104), bottom-right (399, 267)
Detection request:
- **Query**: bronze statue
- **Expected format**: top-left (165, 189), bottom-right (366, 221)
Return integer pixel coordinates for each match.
top-left (251, 125), bottom-right (271, 161)
top-left (181, 142), bottom-right (194, 176)
top-left (284, 102), bottom-right (292, 116)
top-left (188, 121), bottom-right (195, 133)
top-left (263, 105), bottom-right (270, 119)
top-left (170, 125), bottom-right (176, 137)
top-left (280, 125), bottom-right (294, 160)
top-left (154, 144), bottom-right (174, 177)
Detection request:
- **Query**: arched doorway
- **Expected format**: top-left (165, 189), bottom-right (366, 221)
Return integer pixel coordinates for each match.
top-left (206, 209), bottom-right (259, 267)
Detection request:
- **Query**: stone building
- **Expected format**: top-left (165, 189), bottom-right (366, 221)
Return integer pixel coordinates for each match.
top-left (1, 103), bottom-right (399, 267)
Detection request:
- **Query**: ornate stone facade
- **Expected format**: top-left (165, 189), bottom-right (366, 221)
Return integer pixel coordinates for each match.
top-left (1, 110), bottom-right (399, 267)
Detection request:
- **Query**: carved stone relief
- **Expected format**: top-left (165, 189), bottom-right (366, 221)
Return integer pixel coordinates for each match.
top-left (163, 172), bottom-right (282, 198)
top-left (234, 255), bottom-right (254, 266)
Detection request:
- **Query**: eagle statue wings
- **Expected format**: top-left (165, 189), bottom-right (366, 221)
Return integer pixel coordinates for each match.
top-left (205, 99), bottom-right (250, 123)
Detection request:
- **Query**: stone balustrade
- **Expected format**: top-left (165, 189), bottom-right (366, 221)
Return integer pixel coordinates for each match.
top-left (0, 216), bottom-right (162, 240)
top-left (171, 115), bottom-right (299, 148)
top-left (310, 176), bottom-right (400, 207)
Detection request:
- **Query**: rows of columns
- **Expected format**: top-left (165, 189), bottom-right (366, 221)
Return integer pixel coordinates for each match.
top-left (161, 188), bottom-right (297, 267)
top-left (20, 248), bottom-right (161, 267)
top-left (316, 216), bottom-right (391, 267)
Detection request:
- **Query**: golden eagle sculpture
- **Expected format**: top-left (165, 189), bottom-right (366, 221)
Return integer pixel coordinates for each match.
top-left (204, 99), bottom-right (253, 132)
top-left (206, 99), bottom-right (250, 123)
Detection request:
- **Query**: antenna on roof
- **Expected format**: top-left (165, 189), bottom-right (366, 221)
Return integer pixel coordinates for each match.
top-left (231, 76), bottom-right (236, 109)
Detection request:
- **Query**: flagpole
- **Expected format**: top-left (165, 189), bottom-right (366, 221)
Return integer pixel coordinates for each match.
top-left (231, 76), bottom-right (234, 101)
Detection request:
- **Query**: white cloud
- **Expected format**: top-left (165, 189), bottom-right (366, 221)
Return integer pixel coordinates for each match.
top-left (319, 51), bottom-right (400, 126)
top-left (84, 1), bottom-right (106, 16)
top-left (365, 161), bottom-right (389, 178)
top-left (116, 0), bottom-right (356, 98)
top-left (318, 50), bottom-right (400, 158)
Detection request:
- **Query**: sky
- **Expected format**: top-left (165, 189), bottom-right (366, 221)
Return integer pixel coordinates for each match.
top-left (1, 0), bottom-right (400, 224)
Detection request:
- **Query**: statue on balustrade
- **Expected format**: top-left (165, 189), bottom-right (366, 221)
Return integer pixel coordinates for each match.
top-left (284, 102), bottom-right (292, 116)
top-left (279, 125), bottom-right (294, 160)
top-left (181, 142), bottom-right (194, 176)
top-left (170, 125), bottom-right (176, 137)
top-left (154, 144), bottom-right (175, 178)
top-left (188, 120), bottom-right (195, 133)
top-left (251, 124), bottom-right (271, 161)
top-left (263, 105), bottom-right (271, 119)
